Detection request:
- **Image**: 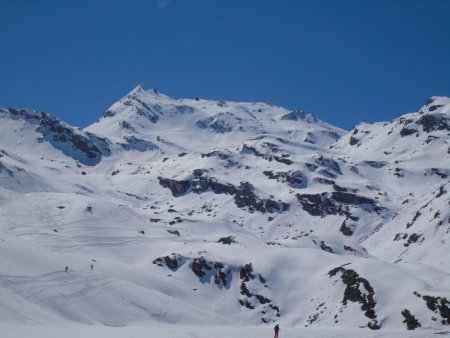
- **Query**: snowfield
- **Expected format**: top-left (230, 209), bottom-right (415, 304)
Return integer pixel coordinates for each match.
top-left (0, 88), bottom-right (449, 337)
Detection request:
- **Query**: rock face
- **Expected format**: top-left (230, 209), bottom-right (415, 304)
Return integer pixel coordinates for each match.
top-left (263, 170), bottom-right (308, 188)
top-left (329, 266), bottom-right (379, 329)
top-left (401, 309), bottom-right (421, 330)
top-left (239, 263), bottom-right (280, 322)
top-left (296, 191), bottom-right (380, 218)
top-left (1, 108), bottom-right (110, 165)
top-left (159, 172), bottom-right (289, 214)
top-left (414, 292), bottom-right (450, 325)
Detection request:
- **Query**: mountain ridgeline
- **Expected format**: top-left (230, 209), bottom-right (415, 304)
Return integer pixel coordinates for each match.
top-left (0, 87), bottom-right (448, 330)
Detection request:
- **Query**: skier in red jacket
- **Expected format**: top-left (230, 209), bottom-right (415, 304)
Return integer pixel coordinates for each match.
top-left (274, 324), bottom-right (280, 338)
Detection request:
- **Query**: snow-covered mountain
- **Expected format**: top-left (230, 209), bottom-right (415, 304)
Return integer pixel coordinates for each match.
top-left (0, 87), bottom-right (448, 333)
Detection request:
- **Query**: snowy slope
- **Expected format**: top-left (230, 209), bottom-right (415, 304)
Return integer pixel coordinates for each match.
top-left (0, 87), bottom-right (449, 334)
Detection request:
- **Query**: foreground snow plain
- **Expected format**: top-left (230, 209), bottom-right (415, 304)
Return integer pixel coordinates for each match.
top-left (1, 324), bottom-right (445, 338)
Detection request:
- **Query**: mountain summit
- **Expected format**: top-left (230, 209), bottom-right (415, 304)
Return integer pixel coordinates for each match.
top-left (86, 86), bottom-right (345, 152)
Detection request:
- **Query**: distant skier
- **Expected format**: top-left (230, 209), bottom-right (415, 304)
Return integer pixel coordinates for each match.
top-left (65, 266), bottom-right (68, 273)
top-left (91, 264), bottom-right (93, 271)
top-left (274, 324), bottom-right (280, 338)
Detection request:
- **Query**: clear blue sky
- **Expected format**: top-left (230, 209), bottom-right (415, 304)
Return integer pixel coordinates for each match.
top-left (1, 0), bottom-right (449, 130)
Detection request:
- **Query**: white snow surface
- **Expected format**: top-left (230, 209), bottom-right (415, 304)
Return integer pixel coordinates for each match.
top-left (0, 88), bottom-right (449, 336)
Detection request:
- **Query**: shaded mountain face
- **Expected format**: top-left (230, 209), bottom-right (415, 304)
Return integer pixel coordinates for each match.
top-left (0, 108), bottom-right (110, 165)
top-left (0, 88), bottom-right (448, 330)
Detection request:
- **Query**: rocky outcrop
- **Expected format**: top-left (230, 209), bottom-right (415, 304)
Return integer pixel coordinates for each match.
top-left (159, 172), bottom-right (289, 214)
top-left (416, 113), bottom-right (450, 132)
top-left (281, 110), bottom-right (316, 123)
top-left (158, 177), bottom-right (191, 197)
top-left (239, 263), bottom-right (280, 322)
top-left (120, 136), bottom-right (159, 152)
top-left (2, 108), bottom-right (110, 165)
top-left (329, 266), bottom-right (379, 329)
top-left (401, 309), bottom-right (421, 330)
top-left (190, 257), bottom-right (231, 288)
top-left (217, 236), bottom-right (236, 245)
top-left (314, 155), bottom-right (342, 175)
top-left (296, 191), bottom-right (381, 218)
top-left (152, 253), bottom-right (183, 271)
top-left (263, 170), bottom-right (307, 188)
top-left (414, 292), bottom-right (450, 325)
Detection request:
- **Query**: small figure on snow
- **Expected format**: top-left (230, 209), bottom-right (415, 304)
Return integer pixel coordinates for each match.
top-left (274, 324), bottom-right (280, 338)
top-left (65, 266), bottom-right (68, 273)
top-left (91, 264), bottom-right (93, 271)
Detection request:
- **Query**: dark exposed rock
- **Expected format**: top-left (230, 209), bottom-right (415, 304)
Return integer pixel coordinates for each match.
top-left (153, 253), bottom-right (183, 271)
top-left (261, 142), bottom-right (280, 152)
top-left (400, 128), bottom-right (418, 137)
top-left (407, 211), bottom-right (421, 229)
top-left (331, 192), bottom-right (374, 205)
top-left (297, 190), bottom-right (380, 218)
top-left (428, 105), bottom-right (443, 112)
top-left (240, 263), bottom-right (255, 282)
top-left (343, 245), bottom-right (357, 253)
top-left (239, 299), bottom-right (255, 309)
top-left (255, 294), bottom-right (271, 304)
top-left (263, 170), bottom-right (307, 188)
top-left (318, 169), bottom-right (337, 179)
top-left (404, 233), bottom-right (422, 247)
top-left (424, 168), bottom-right (449, 179)
top-left (320, 241), bottom-right (334, 253)
top-left (217, 236), bottom-right (236, 245)
top-left (190, 257), bottom-right (212, 278)
top-left (305, 163), bottom-right (318, 171)
top-left (119, 93), bottom-right (161, 123)
top-left (315, 155), bottom-right (342, 175)
top-left (240, 280), bottom-right (252, 297)
top-left (273, 156), bottom-right (293, 165)
top-left (313, 177), bottom-right (335, 185)
top-left (401, 309), bottom-right (421, 330)
top-left (238, 263), bottom-right (280, 320)
top-left (349, 136), bottom-right (359, 146)
top-left (365, 161), bottom-right (387, 168)
top-left (7, 109), bottom-right (112, 165)
top-left (158, 177), bottom-right (190, 197)
top-left (201, 150), bottom-right (231, 160)
top-left (167, 229), bottom-right (180, 236)
top-left (421, 295), bottom-right (450, 325)
top-left (189, 257), bottom-right (231, 288)
top-left (394, 233), bottom-right (408, 241)
top-left (436, 186), bottom-right (447, 198)
top-left (393, 167), bottom-right (405, 178)
top-left (297, 192), bottom-right (341, 217)
top-left (416, 114), bottom-right (450, 132)
top-left (329, 267), bottom-right (377, 325)
top-left (159, 174), bottom-right (289, 214)
top-left (241, 144), bottom-right (268, 160)
top-left (340, 220), bottom-right (354, 236)
top-left (280, 110), bottom-right (315, 121)
top-left (368, 319), bottom-right (381, 330)
top-left (333, 184), bottom-right (348, 192)
top-left (120, 136), bottom-right (158, 152)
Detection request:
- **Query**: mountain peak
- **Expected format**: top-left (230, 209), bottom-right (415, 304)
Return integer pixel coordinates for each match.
top-left (127, 85), bottom-right (169, 100)
top-left (130, 84), bottom-right (145, 93)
